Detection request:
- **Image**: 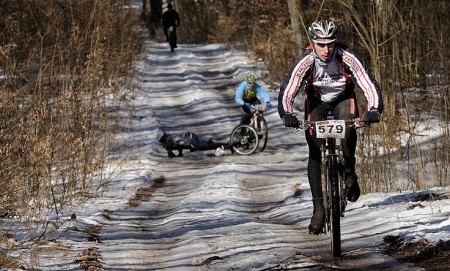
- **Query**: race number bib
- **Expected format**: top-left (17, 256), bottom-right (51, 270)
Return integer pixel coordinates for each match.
top-left (315, 120), bottom-right (346, 139)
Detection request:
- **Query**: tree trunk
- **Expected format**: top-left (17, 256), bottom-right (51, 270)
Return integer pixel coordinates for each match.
top-left (150, 0), bottom-right (162, 26)
top-left (287, 0), bottom-right (308, 50)
top-left (143, 0), bottom-right (151, 18)
top-left (172, 0), bottom-right (180, 11)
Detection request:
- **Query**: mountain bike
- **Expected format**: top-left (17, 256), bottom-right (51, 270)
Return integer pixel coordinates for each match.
top-left (167, 26), bottom-right (176, 52)
top-left (230, 104), bottom-right (268, 155)
top-left (296, 114), bottom-right (370, 257)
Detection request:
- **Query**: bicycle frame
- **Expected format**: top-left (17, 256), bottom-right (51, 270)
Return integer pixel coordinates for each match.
top-left (296, 116), bottom-right (370, 257)
top-left (230, 104), bottom-right (269, 155)
top-left (167, 26), bottom-right (176, 51)
top-left (250, 104), bottom-right (268, 152)
top-left (249, 108), bottom-right (262, 128)
top-left (321, 129), bottom-right (344, 257)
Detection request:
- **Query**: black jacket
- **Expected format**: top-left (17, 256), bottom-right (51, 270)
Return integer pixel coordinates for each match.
top-left (162, 9), bottom-right (180, 28)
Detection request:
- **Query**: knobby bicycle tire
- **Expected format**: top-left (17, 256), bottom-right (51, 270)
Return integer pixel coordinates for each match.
top-left (230, 124), bottom-right (259, 155)
top-left (256, 116), bottom-right (268, 152)
top-left (322, 158), bottom-right (330, 234)
top-left (328, 155), bottom-right (342, 257)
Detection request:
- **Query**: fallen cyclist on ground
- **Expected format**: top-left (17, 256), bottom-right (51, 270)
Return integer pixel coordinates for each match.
top-left (157, 130), bottom-right (232, 158)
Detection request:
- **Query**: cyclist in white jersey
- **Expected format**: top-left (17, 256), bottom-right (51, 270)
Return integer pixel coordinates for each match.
top-left (278, 20), bottom-right (383, 234)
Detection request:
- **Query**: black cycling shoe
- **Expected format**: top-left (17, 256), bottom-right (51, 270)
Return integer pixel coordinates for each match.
top-left (308, 208), bottom-right (325, 235)
top-left (345, 171), bottom-right (360, 202)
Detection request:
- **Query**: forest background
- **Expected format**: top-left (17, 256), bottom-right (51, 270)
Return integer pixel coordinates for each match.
top-left (145, 0), bottom-right (450, 192)
top-left (0, 0), bottom-right (448, 223)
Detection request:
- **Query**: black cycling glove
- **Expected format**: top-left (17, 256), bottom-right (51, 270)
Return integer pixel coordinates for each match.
top-left (366, 108), bottom-right (381, 123)
top-left (283, 114), bottom-right (299, 128)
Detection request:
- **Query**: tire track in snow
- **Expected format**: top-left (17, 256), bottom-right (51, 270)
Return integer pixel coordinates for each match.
top-left (28, 41), bottom-right (423, 271)
top-left (96, 42), bottom-right (420, 270)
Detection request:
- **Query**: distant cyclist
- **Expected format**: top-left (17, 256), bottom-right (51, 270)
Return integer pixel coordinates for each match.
top-left (235, 74), bottom-right (273, 125)
top-left (162, 3), bottom-right (180, 52)
top-left (278, 19), bottom-right (383, 234)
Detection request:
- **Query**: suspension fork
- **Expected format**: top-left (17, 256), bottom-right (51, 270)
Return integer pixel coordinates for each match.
top-left (321, 138), bottom-right (339, 230)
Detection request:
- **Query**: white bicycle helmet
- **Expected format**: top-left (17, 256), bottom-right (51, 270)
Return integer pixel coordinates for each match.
top-left (308, 20), bottom-right (338, 44)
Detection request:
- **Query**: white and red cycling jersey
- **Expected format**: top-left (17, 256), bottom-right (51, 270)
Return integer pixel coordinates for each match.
top-left (278, 43), bottom-right (383, 117)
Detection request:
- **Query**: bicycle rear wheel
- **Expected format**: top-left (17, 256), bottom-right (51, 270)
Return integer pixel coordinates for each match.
top-left (256, 116), bottom-right (268, 152)
top-left (168, 29), bottom-right (176, 51)
top-left (328, 155), bottom-right (342, 257)
top-left (230, 124), bottom-right (259, 155)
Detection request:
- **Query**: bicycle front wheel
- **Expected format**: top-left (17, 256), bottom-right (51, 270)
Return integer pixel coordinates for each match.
top-left (230, 124), bottom-right (259, 155)
top-left (256, 116), bottom-right (268, 152)
top-left (328, 155), bottom-right (342, 257)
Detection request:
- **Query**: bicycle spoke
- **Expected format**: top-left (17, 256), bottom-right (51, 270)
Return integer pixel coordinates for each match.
top-left (230, 125), bottom-right (259, 155)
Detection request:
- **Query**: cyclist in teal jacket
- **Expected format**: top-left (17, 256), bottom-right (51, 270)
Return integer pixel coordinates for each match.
top-left (235, 74), bottom-right (272, 125)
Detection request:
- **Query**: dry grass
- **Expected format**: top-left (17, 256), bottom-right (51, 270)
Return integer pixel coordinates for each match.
top-left (128, 175), bottom-right (166, 207)
top-left (1, 0), bottom-right (445, 221)
top-left (0, 0), bottom-right (142, 219)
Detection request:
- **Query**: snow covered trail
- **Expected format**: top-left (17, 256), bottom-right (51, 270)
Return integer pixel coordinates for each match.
top-left (92, 42), bottom-right (421, 270)
top-left (106, 42), bottom-right (317, 270)
top-left (18, 41), bottom-right (433, 271)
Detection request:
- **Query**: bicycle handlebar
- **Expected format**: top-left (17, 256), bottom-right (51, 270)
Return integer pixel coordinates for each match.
top-left (293, 118), bottom-right (371, 133)
top-left (251, 104), bottom-right (266, 112)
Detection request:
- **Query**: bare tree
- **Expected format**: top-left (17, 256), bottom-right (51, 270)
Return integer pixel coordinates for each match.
top-left (287, 0), bottom-right (308, 50)
top-left (142, 0), bottom-right (162, 35)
